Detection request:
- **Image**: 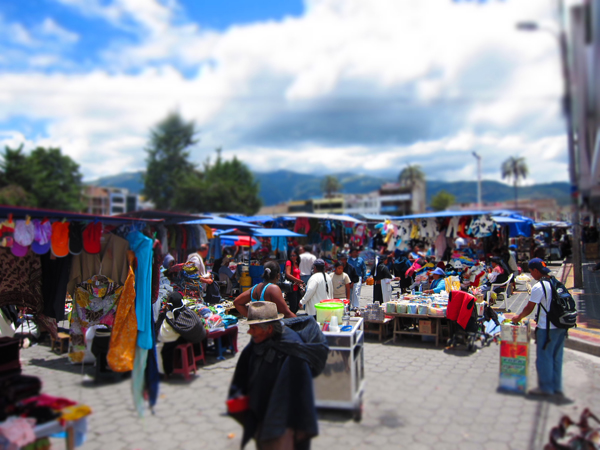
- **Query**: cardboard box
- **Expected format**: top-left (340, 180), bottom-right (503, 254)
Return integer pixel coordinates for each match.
top-left (501, 323), bottom-right (529, 343)
top-left (499, 373), bottom-right (528, 393)
top-left (419, 320), bottom-right (433, 334)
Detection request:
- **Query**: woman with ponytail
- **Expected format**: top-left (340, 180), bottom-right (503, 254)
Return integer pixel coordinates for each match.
top-left (234, 261), bottom-right (296, 319)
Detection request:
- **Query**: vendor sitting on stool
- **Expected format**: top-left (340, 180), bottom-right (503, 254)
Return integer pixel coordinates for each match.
top-left (423, 267), bottom-right (446, 294)
top-left (157, 292), bottom-right (187, 377)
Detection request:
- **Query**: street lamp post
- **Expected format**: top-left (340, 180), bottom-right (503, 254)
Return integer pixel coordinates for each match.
top-left (516, 1), bottom-right (583, 288)
top-left (472, 152), bottom-right (482, 209)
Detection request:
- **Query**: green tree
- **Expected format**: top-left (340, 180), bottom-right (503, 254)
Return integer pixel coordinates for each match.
top-left (143, 112), bottom-right (198, 210)
top-left (430, 190), bottom-right (455, 211)
top-left (0, 145), bottom-right (83, 210)
top-left (173, 149), bottom-right (261, 215)
top-left (501, 156), bottom-right (528, 209)
top-left (0, 185), bottom-right (36, 207)
top-left (398, 164), bottom-right (426, 189)
top-left (321, 175), bottom-right (342, 198)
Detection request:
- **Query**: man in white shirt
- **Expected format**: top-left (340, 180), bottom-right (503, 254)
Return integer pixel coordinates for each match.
top-left (511, 258), bottom-right (566, 397)
top-left (299, 245), bottom-right (316, 285)
top-left (299, 259), bottom-right (333, 317)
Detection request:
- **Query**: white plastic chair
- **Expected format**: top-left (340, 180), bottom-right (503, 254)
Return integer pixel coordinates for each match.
top-left (486, 273), bottom-right (514, 310)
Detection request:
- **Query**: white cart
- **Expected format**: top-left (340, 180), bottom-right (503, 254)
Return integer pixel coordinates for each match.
top-left (314, 317), bottom-right (365, 421)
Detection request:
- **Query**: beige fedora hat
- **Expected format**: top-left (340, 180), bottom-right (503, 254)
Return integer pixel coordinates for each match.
top-left (246, 301), bottom-right (284, 325)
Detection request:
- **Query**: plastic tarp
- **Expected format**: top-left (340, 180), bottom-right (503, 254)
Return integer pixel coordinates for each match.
top-left (0, 205), bottom-right (160, 224)
top-left (392, 210), bottom-right (488, 220)
top-left (218, 227), bottom-right (305, 238)
top-left (181, 217), bottom-right (259, 229)
top-left (285, 212), bottom-right (364, 223)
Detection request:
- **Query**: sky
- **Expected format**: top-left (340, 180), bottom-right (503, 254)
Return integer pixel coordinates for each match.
top-left (0, 0), bottom-right (575, 184)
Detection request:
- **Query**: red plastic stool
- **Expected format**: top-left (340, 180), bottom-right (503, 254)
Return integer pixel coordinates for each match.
top-left (193, 341), bottom-right (206, 366)
top-left (172, 343), bottom-right (196, 380)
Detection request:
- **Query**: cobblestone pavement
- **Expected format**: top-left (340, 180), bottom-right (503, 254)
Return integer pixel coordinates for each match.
top-left (20, 282), bottom-right (600, 450)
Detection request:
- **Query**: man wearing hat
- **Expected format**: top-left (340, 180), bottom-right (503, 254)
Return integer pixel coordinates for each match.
top-left (299, 259), bottom-right (333, 317)
top-left (511, 259), bottom-right (566, 397)
top-left (228, 302), bottom-right (324, 449)
top-left (423, 267), bottom-right (446, 295)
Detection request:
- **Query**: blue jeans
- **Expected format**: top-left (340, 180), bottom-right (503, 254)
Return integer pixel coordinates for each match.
top-left (536, 327), bottom-right (567, 394)
top-left (300, 275), bottom-right (311, 285)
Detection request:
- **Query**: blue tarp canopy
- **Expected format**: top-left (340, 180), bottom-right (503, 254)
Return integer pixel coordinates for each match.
top-left (182, 217), bottom-right (259, 229)
top-left (227, 215), bottom-right (274, 223)
top-left (218, 227), bottom-right (305, 237)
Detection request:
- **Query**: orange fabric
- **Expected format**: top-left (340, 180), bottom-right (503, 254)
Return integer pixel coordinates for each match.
top-left (51, 221), bottom-right (70, 257)
top-left (107, 251), bottom-right (138, 372)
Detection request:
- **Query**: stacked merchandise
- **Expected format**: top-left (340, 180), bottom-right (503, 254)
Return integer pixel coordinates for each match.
top-left (363, 303), bottom-right (385, 321)
top-left (498, 321), bottom-right (530, 394)
top-left (0, 337), bottom-right (91, 449)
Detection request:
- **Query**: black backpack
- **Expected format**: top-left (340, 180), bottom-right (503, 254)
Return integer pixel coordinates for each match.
top-left (537, 277), bottom-right (577, 332)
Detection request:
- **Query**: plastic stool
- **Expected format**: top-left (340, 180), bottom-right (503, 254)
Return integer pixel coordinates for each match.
top-left (193, 341), bottom-right (206, 366)
top-left (172, 343), bottom-right (196, 380)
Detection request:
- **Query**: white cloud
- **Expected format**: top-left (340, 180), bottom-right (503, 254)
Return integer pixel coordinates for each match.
top-left (0, 0), bottom-right (573, 185)
top-left (38, 18), bottom-right (79, 43)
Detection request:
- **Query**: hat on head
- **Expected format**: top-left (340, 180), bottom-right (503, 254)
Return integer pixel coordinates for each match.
top-left (167, 291), bottom-right (183, 308)
top-left (338, 252), bottom-right (348, 259)
top-left (528, 258), bottom-right (551, 275)
top-left (51, 221), bottom-right (70, 258)
top-left (31, 219), bottom-right (51, 255)
top-left (509, 244), bottom-right (517, 250)
top-left (432, 267), bottom-right (445, 276)
top-left (246, 301), bottom-right (284, 325)
top-left (313, 258), bottom-right (325, 267)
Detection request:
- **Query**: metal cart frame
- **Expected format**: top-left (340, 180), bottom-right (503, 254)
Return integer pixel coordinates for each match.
top-left (314, 317), bottom-right (365, 421)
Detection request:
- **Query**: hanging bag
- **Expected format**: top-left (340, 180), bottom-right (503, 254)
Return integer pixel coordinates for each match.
top-left (165, 307), bottom-right (206, 343)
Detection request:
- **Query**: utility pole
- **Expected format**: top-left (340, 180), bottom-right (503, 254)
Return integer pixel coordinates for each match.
top-left (472, 152), bottom-right (482, 209)
top-left (516, 0), bottom-right (582, 288)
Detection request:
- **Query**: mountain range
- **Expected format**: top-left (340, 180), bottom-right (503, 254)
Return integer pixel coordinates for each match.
top-left (89, 170), bottom-right (571, 207)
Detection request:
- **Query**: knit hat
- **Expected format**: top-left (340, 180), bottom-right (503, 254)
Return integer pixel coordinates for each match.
top-left (51, 221), bottom-right (70, 258)
top-left (528, 258), bottom-right (551, 275)
top-left (69, 221), bottom-right (84, 255)
top-left (82, 222), bottom-right (102, 254)
top-left (31, 219), bottom-right (52, 255)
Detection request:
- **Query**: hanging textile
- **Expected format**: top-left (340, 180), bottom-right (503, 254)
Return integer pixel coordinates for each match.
top-left (41, 252), bottom-right (72, 321)
top-left (66, 233), bottom-right (130, 297)
top-left (144, 316), bottom-right (160, 413)
top-left (0, 248), bottom-right (43, 313)
top-left (132, 345), bottom-right (148, 417)
top-left (69, 275), bottom-right (123, 364)
top-left (107, 251), bottom-right (137, 373)
top-left (127, 230), bottom-right (154, 350)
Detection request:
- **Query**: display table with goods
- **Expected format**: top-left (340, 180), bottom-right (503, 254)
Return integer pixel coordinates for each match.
top-left (382, 295), bottom-right (450, 346)
top-left (314, 317), bottom-right (365, 422)
top-left (0, 337), bottom-right (91, 450)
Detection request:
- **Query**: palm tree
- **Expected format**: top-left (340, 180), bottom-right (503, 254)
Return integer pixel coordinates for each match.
top-left (398, 164), bottom-right (425, 189)
top-left (501, 156), bottom-right (528, 209)
top-left (321, 175), bottom-right (343, 198)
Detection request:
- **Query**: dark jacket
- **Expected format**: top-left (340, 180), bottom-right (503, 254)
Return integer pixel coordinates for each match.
top-left (228, 317), bottom-right (328, 448)
top-left (343, 263), bottom-right (359, 284)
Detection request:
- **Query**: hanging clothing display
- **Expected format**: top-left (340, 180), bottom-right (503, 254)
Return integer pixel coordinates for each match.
top-left (468, 215), bottom-right (496, 238)
top-left (69, 275), bottom-right (123, 364)
top-left (41, 252), bottom-right (72, 321)
top-left (107, 251), bottom-right (138, 373)
top-left (66, 233), bottom-right (130, 297)
top-left (446, 217), bottom-right (460, 238)
top-left (127, 230), bottom-right (154, 350)
top-left (0, 248), bottom-right (43, 314)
